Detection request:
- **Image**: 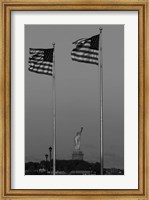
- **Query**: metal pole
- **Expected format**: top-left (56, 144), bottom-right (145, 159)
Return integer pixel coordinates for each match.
top-left (52, 43), bottom-right (56, 175)
top-left (49, 147), bottom-right (52, 174)
top-left (99, 27), bottom-right (104, 175)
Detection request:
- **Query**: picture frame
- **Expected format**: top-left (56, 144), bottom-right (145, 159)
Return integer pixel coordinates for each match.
top-left (0, 0), bottom-right (148, 199)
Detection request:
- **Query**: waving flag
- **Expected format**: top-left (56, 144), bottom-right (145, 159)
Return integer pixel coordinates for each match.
top-left (71, 34), bottom-right (100, 65)
top-left (28, 48), bottom-right (54, 76)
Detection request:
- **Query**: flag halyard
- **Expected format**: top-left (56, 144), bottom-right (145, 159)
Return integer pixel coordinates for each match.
top-left (28, 48), bottom-right (54, 76)
top-left (71, 34), bottom-right (100, 65)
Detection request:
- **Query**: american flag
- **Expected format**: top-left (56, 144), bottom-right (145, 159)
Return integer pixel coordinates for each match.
top-left (28, 48), bottom-right (54, 76)
top-left (71, 34), bottom-right (100, 65)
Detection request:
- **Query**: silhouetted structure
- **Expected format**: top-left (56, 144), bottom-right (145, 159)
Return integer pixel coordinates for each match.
top-left (25, 160), bottom-right (124, 175)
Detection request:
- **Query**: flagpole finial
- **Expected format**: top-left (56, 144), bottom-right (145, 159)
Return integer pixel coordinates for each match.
top-left (99, 27), bottom-right (103, 33)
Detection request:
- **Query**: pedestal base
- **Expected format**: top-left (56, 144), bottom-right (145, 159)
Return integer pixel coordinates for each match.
top-left (72, 151), bottom-right (84, 160)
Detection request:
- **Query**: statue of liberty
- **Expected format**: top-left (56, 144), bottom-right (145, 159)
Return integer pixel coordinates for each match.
top-left (74, 127), bottom-right (83, 151)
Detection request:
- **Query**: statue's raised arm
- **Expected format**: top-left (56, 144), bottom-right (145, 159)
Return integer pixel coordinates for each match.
top-left (80, 127), bottom-right (83, 133)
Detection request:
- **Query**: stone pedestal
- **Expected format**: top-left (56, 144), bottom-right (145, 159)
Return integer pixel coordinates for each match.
top-left (72, 150), bottom-right (84, 160)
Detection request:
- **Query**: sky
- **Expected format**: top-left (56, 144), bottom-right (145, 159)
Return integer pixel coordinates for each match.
top-left (25, 25), bottom-right (124, 169)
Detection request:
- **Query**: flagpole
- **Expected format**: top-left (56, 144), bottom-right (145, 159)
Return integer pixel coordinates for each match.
top-left (99, 27), bottom-right (104, 175)
top-left (52, 42), bottom-right (56, 175)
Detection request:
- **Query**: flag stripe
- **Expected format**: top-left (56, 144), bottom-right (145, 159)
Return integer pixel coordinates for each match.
top-left (32, 53), bottom-right (44, 57)
top-left (82, 43), bottom-right (91, 47)
top-left (29, 66), bottom-right (52, 72)
top-left (28, 68), bottom-right (53, 75)
top-left (71, 57), bottom-right (98, 65)
top-left (29, 56), bottom-right (44, 61)
top-left (71, 51), bottom-right (98, 59)
top-left (29, 50), bottom-right (44, 54)
top-left (29, 63), bottom-right (53, 70)
top-left (29, 66), bottom-right (52, 71)
top-left (73, 38), bottom-right (87, 44)
top-left (71, 55), bottom-right (98, 64)
top-left (71, 53), bottom-right (98, 62)
top-left (72, 48), bottom-right (99, 54)
top-left (29, 60), bottom-right (53, 66)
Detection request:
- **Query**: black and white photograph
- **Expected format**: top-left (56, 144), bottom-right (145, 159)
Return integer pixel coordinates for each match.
top-left (25, 25), bottom-right (124, 175)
